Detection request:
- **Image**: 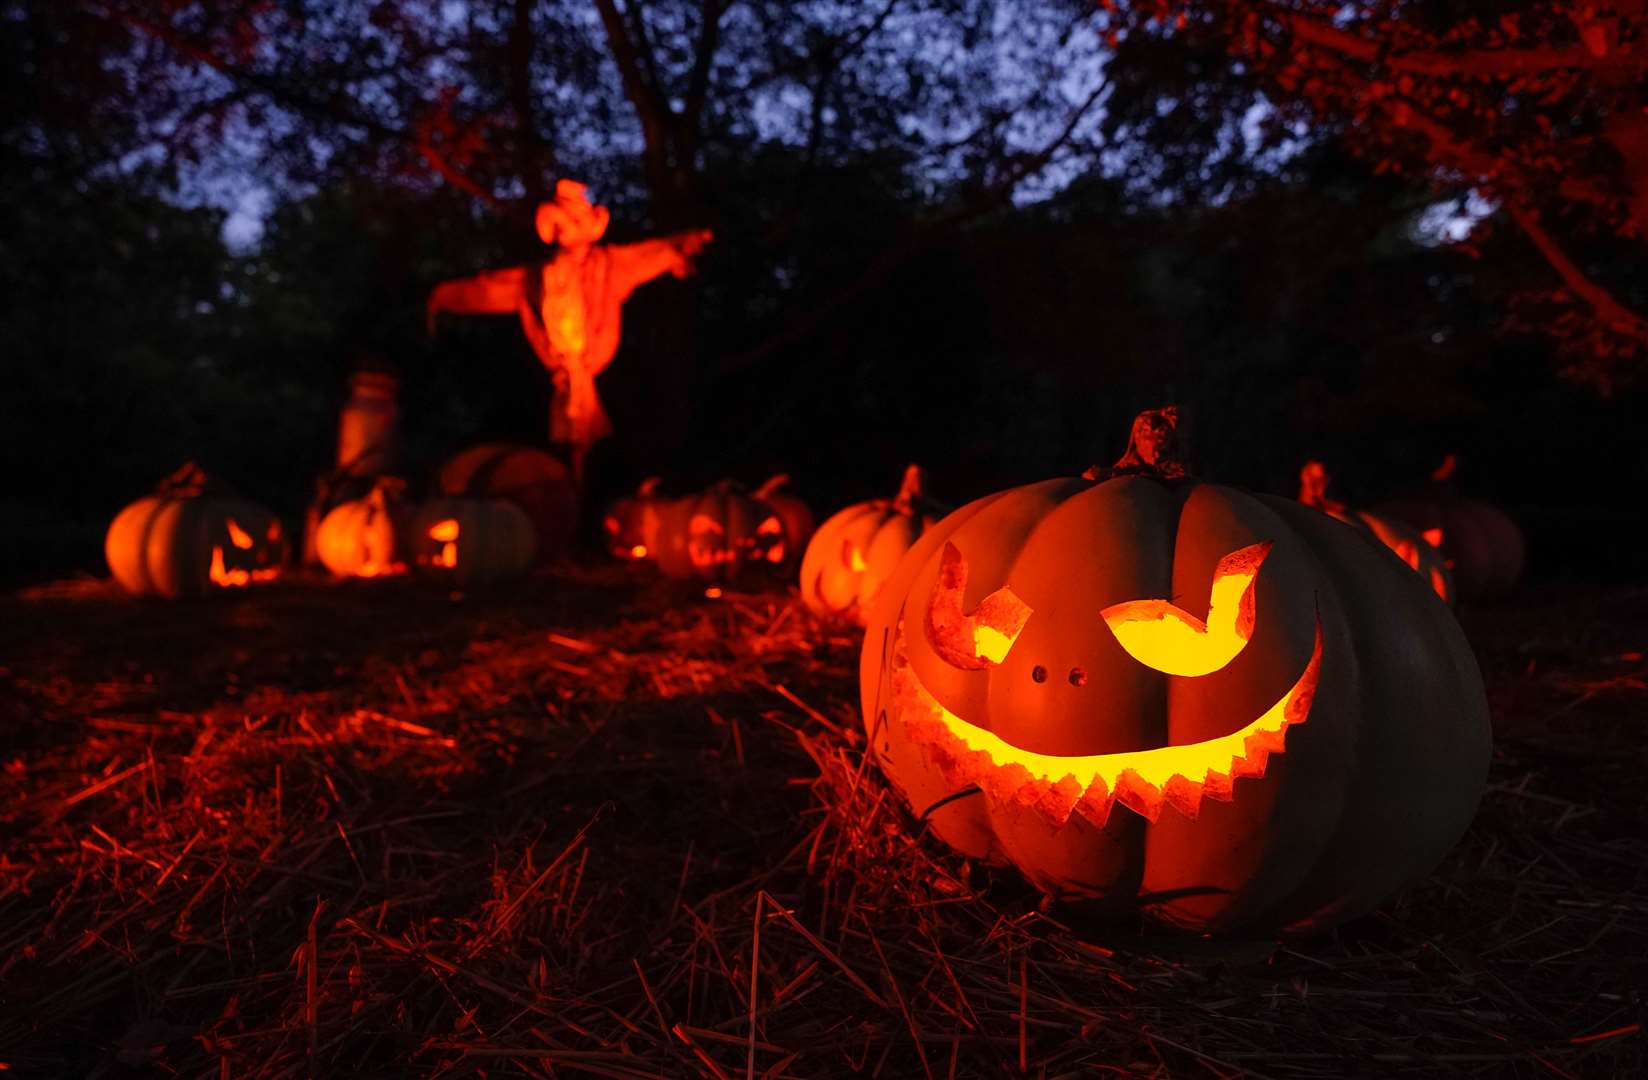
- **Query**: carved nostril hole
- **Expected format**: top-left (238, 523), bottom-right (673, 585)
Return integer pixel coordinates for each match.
top-left (1068, 667), bottom-right (1087, 686)
top-left (1031, 665), bottom-right (1048, 683)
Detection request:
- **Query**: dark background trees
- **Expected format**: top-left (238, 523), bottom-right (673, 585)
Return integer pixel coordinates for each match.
top-left (3, 0), bottom-right (1644, 585)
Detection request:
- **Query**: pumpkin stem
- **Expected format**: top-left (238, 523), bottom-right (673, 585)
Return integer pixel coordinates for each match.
top-left (368, 476), bottom-right (407, 504)
top-left (892, 464), bottom-right (927, 515)
top-left (1297, 461), bottom-right (1344, 514)
top-left (159, 462), bottom-right (215, 497)
top-left (753, 474), bottom-right (791, 500)
top-left (1084, 407), bottom-right (1188, 481)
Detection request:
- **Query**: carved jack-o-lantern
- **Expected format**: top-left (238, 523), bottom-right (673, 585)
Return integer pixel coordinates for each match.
top-left (751, 474), bottom-right (815, 569)
top-left (801, 465), bottom-right (947, 623)
top-left (1297, 462), bottom-right (1453, 605)
top-left (437, 444), bottom-right (576, 562)
top-left (1374, 457), bottom-right (1525, 601)
top-left (860, 411), bottom-right (1490, 936)
top-left (408, 498), bottom-right (537, 586)
top-left (603, 478), bottom-right (669, 560)
top-left (106, 464), bottom-right (287, 598)
top-left (315, 478), bottom-right (411, 579)
top-left (653, 479), bottom-right (802, 582)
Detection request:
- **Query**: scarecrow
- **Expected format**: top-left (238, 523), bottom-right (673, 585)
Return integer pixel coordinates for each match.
top-left (427, 180), bottom-right (713, 480)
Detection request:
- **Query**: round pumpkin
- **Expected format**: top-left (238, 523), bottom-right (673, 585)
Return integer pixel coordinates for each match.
top-left (603, 478), bottom-right (669, 561)
top-left (1374, 459), bottom-right (1524, 600)
top-left (751, 474), bottom-right (815, 568)
top-left (408, 497), bottom-right (537, 586)
top-left (859, 410), bottom-right (1489, 936)
top-left (106, 464), bottom-right (287, 598)
top-left (437, 444), bottom-right (576, 561)
top-left (654, 482), bottom-right (781, 582)
top-left (801, 465), bottom-right (947, 622)
top-left (315, 478), bottom-right (411, 578)
top-left (1297, 462), bottom-right (1453, 605)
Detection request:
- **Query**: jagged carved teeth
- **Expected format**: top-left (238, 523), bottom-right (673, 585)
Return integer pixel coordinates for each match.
top-left (892, 623), bottom-right (1322, 828)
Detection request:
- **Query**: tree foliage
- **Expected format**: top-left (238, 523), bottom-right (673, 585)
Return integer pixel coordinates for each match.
top-left (1101, 0), bottom-right (1648, 387)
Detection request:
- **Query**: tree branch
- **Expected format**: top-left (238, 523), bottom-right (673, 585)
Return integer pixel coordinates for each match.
top-left (681, 0), bottom-right (727, 135)
top-left (509, 0), bottom-right (555, 203)
top-left (102, 5), bottom-right (512, 213)
top-left (1245, 0), bottom-right (1621, 80)
top-left (1510, 203), bottom-right (1648, 343)
top-left (714, 77), bottom-right (1109, 379)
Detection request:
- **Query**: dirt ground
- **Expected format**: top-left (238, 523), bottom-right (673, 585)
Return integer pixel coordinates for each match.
top-left (1, 567), bottom-right (1643, 1078)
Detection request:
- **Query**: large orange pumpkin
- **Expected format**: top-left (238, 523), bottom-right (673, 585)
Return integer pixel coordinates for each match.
top-left (1374, 458), bottom-right (1524, 600)
top-left (106, 464), bottom-right (287, 598)
top-left (801, 465), bottom-right (946, 622)
top-left (1297, 462), bottom-right (1453, 605)
top-left (437, 444), bottom-right (577, 561)
top-left (859, 410), bottom-right (1489, 936)
top-left (409, 498), bottom-right (537, 586)
top-left (602, 477), bottom-right (669, 561)
top-left (315, 478), bottom-right (411, 578)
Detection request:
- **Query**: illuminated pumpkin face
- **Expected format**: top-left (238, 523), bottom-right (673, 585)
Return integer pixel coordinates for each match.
top-left (436, 444), bottom-right (576, 563)
top-left (654, 479), bottom-right (811, 583)
top-left (106, 464), bottom-right (287, 599)
top-left (800, 465), bottom-right (945, 624)
top-left (1297, 462), bottom-right (1454, 605)
top-left (861, 457), bottom-right (1490, 936)
top-left (408, 498), bottom-right (537, 587)
top-left (602, 478), bottom-right (667, 561)
top-left (315, 480), bottom-right (409, 579)
top-left (910, 536), bottom-right (1317, 826)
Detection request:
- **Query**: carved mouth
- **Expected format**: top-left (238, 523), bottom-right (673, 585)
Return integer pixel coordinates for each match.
top-left (888, 619), bottom-right (1323, 827)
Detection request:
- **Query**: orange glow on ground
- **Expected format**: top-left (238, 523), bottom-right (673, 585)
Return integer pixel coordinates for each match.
top-left (631, 545), bottom-right (648, 559)
top-left (704, 587), bottom-right (723, 599)
top-left (1100, 543), bottom-right (1270, 677)
top-left (225, 518), bottom-right (255, 549)
top-left (899, 622), bottom-right (1323, 826)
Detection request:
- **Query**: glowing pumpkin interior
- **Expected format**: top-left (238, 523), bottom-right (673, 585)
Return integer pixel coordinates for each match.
top-left (209, 516), bottom-right (282, 588)
top-left (428, 519), bottom-right (460, 568)
top-left (902, 539), bottom-right (1321, 825)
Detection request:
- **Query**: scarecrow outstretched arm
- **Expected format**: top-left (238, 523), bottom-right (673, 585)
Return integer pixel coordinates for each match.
top-left (426, 266), bottom-right (527, 334)
top-left (609, 229), bottom-right (714, 296)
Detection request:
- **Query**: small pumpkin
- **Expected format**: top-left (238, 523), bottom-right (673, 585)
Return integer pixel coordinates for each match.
top-left (654, 481), bottom-right (782, 582)
top-left (1297, 462), bottom-right (1453, 605)
top-left (106, 464), bottom-right (287, 598)
top-left (603, 477), bottom-right (669, 561)
top-left (1374, 456), bottom-right (1525, 600)
top-left (751, 474), bottom-right (815, 568)
top-left (860, 409), bottom-right (1489, 936)
top-left (408, 498), bottom-right (537, 586)
top-left (315, 477), bottom-right (411, 578)
top-left (437, 444), bottom-right (577, 561)
top-left (801, 465), bottom-right (947, 622)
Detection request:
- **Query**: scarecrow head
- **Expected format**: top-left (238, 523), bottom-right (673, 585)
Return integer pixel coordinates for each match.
top-left (535, 179), bottom-right (611, 249)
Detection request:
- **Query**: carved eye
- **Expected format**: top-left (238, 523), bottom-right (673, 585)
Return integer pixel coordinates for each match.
top-left (1100, 542), bottom-right (1272, 677)
top-left (1422, 528), bottom-right (1444, 549)
top-left (924, 542), bottom-right (1033, 670)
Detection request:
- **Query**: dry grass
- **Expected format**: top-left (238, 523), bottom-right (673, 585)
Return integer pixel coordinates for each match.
top-left (0, 568), bottom-right (1643, 1078)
